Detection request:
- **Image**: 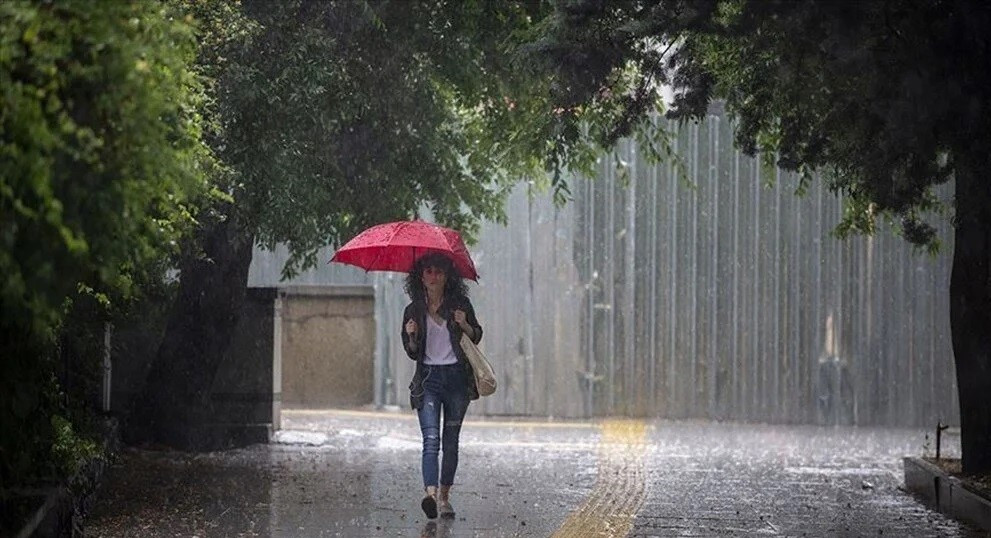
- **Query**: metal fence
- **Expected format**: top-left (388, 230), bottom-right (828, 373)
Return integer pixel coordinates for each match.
top-left (252, 115), bottom-right (959, 427)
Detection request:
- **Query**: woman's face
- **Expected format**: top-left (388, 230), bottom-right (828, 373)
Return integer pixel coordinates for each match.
top-left (422, 265), bottom-right (447, 293)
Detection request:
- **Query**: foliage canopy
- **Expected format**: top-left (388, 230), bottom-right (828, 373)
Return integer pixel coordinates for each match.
top-left (0, 0), bottom-right (209, 334)
top-left (203, 0), bottom-right (604, 277)
top-left (535, 0), bottom-right (991, 249)
top-left (0, 0), bottom-right (210, 487)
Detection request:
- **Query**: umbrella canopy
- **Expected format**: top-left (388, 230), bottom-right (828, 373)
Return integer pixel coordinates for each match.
top-left (330, 220), bottom-right (479, 281)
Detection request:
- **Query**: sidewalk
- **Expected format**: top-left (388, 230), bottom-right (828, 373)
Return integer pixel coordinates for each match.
top-left (84, 409), bottom-right (985, 537)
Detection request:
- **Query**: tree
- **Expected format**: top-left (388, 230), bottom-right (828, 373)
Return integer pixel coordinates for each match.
top-left (0, 0), bottom-right (210, 486)
top-left (130, 0), bottom-right (589, 447)
top-left (535, 0), bottom-right (991, 474)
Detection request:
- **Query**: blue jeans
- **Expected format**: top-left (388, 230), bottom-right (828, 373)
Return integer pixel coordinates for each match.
top-left (416, 364), bottom-right (470, 488)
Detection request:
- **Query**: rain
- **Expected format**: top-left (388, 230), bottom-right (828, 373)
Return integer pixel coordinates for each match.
top-left (81, 118), bottom-right (983, 537)
top-left (4, 2), bottom-right (990, 538)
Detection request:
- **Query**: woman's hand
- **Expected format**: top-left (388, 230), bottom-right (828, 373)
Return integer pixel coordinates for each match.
top-left (405, 319), bottom-right (418, 335)
top-left (453, 310), bottom-right (473, 338)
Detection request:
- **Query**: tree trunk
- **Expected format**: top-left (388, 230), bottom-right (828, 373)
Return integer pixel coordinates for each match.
top-left (126, 218), bottom-right (254, 450)
top-left (950, 166), bottom-right (991, 475)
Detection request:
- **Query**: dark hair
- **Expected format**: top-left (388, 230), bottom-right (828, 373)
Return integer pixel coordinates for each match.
top-left (404, 252), bottom-right (468, 304)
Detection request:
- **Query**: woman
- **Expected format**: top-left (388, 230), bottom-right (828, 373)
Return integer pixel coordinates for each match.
top-left (401, 252), bottom-right (483, 520)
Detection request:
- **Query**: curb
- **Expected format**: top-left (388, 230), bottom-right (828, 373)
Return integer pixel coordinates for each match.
top-left (903, 456), bottom-right (991, 531)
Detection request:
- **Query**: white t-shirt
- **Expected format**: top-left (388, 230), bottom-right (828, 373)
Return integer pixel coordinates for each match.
top-left (424, 315), bottom-right (458, 365)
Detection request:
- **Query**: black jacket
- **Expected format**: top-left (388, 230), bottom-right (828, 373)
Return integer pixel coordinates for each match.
top-left (401, 296), bottom-right (483, 410)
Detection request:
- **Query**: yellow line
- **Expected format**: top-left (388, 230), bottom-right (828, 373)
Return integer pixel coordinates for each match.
top-left (552, 419), bottom-right (648, 538)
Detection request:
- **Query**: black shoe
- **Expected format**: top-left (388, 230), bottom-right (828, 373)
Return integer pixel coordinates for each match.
top-left (421, 494), bottom-right (438, 519)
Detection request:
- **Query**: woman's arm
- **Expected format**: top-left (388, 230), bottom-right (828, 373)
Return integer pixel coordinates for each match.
top-left (461, 298), bottom-right (483, 344)
top-left (401, 304), bottom-right (419, 360)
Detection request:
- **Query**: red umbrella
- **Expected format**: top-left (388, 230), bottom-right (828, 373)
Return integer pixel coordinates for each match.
top-left (330, 220), bottom-right (479, 281)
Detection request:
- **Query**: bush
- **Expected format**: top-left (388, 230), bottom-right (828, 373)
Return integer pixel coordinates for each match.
top-left (0, 0), bottom-right (209, 490)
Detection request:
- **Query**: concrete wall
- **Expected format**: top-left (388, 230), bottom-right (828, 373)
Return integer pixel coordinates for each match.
top-left (112, 282), bottom-right (373, 443)
top-left (111, 287), bottom-right (281, 445)
top-left (279, 286), bottom-right (375, 409)
top-left (208, 287), bottom-right (280, 441)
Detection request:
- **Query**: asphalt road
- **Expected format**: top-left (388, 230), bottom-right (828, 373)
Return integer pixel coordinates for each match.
top-left (84, 408), bottom-right (984, 537)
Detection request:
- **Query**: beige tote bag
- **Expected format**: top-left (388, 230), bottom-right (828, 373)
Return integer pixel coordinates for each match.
top-left (460, 334), bottom-right (496, 396)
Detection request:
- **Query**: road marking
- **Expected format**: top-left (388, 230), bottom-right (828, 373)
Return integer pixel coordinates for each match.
top-left (553, 419), bottom-right (648, 538)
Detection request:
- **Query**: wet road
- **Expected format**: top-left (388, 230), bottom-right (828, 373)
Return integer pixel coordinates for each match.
top-left (85, 409), bottom-right (983, 537)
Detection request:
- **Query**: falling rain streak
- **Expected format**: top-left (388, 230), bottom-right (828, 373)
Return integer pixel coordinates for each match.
top-left (253, 112), bottom-right (957, 428)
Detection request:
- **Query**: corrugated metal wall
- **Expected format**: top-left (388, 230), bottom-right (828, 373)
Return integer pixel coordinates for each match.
top-left (548, 116), bottom-right (958, 426)
top-left (253, 115), bottom-right (959, 427)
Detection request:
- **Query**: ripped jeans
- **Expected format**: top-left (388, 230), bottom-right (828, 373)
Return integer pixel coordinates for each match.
top-left (416, 363), bottom-right (470, 488)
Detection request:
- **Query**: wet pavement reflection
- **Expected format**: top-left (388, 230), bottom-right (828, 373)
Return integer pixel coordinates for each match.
top-left (84, 409), bottom-right (982, 537)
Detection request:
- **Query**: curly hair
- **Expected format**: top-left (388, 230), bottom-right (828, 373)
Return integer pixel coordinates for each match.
top-left (404, 252), bottom-right (469, 304)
